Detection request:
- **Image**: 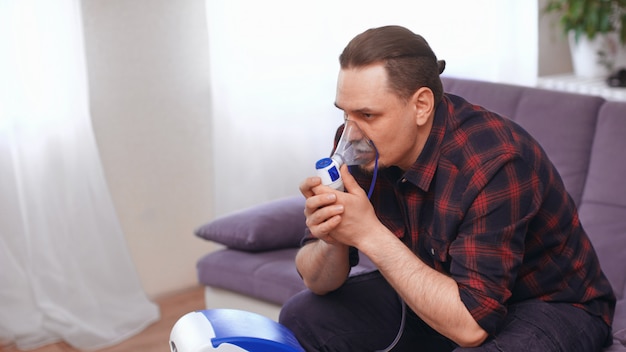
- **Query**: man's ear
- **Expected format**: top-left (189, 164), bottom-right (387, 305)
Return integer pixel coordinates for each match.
top-left (411, 87), bottom-right (435, 127)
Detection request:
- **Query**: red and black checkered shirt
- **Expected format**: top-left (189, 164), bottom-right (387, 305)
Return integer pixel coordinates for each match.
top-left (348, 93), bottom-right (615, 335)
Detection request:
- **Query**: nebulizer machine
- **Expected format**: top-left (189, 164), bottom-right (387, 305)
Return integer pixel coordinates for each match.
top-left (169, 309), bottom-right (305, 352)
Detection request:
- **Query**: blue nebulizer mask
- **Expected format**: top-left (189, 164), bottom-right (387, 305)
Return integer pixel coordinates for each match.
top-left (315, 120), bottom-right (379, 197)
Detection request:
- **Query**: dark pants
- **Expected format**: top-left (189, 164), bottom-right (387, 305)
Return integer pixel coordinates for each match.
top-left (279, 271), bottom-right (610, 352)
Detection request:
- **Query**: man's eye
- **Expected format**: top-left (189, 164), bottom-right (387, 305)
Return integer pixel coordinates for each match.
top-left (363, 113), bottom-right (373, 119)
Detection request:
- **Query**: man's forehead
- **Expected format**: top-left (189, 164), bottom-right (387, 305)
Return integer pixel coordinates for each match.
top-left (335, 65), bottom-right (391, 110)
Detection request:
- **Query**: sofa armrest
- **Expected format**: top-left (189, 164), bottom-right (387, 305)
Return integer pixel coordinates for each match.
top-left (195, 196), bottom-right (306, 252)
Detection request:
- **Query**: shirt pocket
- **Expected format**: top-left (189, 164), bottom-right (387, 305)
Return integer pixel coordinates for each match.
top-left (421, 231), bottom-right (452, 273)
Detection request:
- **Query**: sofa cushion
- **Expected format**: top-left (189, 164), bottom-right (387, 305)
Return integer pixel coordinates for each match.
top-left (197, 248), bottom-right (377, 305)
top-left (578, 101), bottom-right (626, 340)
top-left (197, 248), bottom-right (305, 305)
top-left (195, 196), bottom-right (306, 252)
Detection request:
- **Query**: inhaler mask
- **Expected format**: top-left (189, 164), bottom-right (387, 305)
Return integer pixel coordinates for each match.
top-left (315, 120), bottom-right (378, 192)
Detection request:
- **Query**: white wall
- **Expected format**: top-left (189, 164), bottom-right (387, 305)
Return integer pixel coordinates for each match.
top-left (81, 0), bottom-right (215, 298)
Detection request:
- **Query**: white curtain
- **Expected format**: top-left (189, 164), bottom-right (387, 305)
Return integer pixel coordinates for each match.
top-left (0, 0), bottom-right (159, 350)
top-left (205, 0), bottom-right (538, 216)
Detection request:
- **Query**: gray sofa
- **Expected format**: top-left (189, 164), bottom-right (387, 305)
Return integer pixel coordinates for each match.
top-left (195, 77), bottom-right (626, 350)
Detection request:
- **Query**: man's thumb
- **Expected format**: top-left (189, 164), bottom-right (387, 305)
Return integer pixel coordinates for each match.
top-left (340, 164), bottom-right (362, 195)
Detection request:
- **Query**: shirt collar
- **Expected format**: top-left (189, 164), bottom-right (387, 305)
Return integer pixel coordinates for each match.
top-left (402, 95), bottom-right (450, 192)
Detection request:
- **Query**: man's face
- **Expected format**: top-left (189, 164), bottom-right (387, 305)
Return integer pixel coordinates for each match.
top-left (335, 63), bottom-right (425, 171)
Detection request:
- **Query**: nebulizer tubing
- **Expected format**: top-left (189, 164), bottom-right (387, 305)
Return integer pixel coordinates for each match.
top-left (314, 121), bottom-right (406, 351)
top-left (367, 148), bottom-right (405, 352)
top-left (376, 296), bottom-right (406, 352)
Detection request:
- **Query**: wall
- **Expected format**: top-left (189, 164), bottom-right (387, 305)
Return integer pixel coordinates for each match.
top-left (537, 0), bottom-right (574, 76)
top-left (81, 0), bottom-right (214, 298)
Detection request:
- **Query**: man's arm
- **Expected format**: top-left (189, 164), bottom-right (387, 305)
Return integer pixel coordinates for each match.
top-left (297, 167), bottom-right (488, 346)
top-left (335, 166), bottom-right (488, 347)
top-left (358, 229), bottom-right (488, 347)
top-left (295, 239), bottom-right (351, 295)
top-left (296, 177), bottom-right (352, 294)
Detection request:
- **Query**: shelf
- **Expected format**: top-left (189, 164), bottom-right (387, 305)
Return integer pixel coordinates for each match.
top-left (537, 74), bottom-right (626, 101)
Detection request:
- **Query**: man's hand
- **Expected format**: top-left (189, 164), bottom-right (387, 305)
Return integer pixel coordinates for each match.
top-left (299, 175), bottom-right (345, 244)
top-left (327, 165), bottom-right (386, 248)
top-left (297, 172), bottom-right (351, 293)
top-left (300, 164), bottom-right (383, 247)
top-left (295, 164), bottom-right (380, 293)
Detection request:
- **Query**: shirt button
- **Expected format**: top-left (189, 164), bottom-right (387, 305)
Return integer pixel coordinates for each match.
top-left (430, 248), bottom-right (435, 256)
top-left (401, 178), bottom-right (407, 183)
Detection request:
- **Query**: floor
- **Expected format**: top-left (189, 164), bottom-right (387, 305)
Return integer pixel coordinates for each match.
top-left (0, 285), bottom-right (205, 352)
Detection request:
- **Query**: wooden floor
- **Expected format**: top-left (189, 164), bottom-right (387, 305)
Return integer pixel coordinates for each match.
top-left (0, 285), bottom-right (205, 352)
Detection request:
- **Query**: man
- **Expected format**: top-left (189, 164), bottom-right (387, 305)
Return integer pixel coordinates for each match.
top-left (278, 25), bottom-right (615, 351)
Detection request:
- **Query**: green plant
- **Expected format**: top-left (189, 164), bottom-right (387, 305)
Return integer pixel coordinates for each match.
top-left (544, 0), bottom-right (626, 45)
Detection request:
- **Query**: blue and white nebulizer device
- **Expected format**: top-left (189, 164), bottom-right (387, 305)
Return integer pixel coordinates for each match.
top-left (315, 156), bottom-right (345, 191)
top-left (315, 120), bottom-right (377, 192)
top-left (169, 309), bottom-right (304, 352)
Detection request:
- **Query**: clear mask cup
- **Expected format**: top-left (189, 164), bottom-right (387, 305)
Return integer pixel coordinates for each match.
top-left (315, 120), bottom-right (377, 191)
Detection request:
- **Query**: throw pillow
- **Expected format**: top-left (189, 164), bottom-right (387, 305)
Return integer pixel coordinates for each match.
top-left (195, 196), bottom-right (306, 252)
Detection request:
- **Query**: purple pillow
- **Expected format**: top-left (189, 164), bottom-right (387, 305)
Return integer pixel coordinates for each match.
top-left (195, 196), bottom-right (306, 252)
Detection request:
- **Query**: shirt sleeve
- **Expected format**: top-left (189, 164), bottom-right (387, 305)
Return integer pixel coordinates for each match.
top-left (450, 155), bottom-right (542, 335)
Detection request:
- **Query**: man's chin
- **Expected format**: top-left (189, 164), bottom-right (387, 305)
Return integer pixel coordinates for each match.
top-left (356, 162), bottom-right (380, 175)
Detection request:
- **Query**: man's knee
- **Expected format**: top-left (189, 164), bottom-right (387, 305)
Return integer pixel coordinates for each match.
top-left (279, 290), bottom-right (310, 329)
top-left (280, 291), bottom-right (322, 340)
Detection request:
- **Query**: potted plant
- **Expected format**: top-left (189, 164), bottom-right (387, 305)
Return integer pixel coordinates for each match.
top-left (543, 0), bottom-right (626, 77)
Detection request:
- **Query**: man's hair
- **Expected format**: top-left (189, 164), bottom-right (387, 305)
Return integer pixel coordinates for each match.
top-left (339, 25), bottom-right (446, 104)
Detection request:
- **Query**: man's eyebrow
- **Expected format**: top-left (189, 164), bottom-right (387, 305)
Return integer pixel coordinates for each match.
top-left (334, 102), bottom-right (375, 114)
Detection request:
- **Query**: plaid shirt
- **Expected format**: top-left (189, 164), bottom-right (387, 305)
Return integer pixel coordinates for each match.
top-left (348, 93), bottom-right (615, 335)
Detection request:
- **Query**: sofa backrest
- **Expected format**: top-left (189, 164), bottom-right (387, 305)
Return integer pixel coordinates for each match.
top-left (578, 101), bottom-right (626, 334)
top-left (441, 76), bottom-right (604, 206)
top-left (440, 77), bottom-right (524, 119)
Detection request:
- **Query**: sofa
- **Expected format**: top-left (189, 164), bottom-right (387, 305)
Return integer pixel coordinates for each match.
top-left (195, 77), bottom-right (626, 350)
